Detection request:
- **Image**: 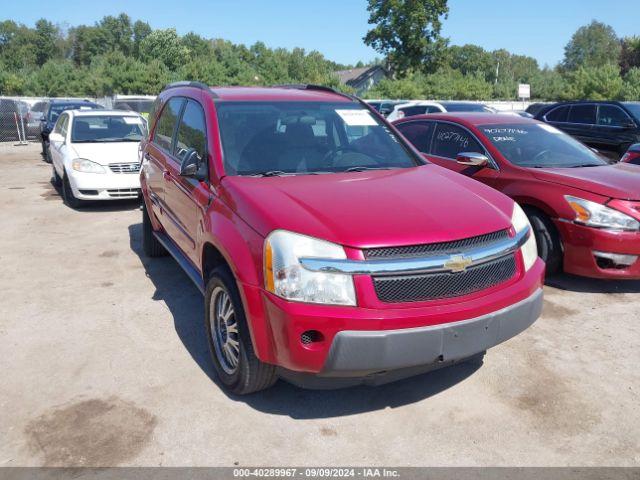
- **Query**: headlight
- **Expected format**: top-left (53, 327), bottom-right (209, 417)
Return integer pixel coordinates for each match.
top-left (264, 230), bottom-right (356, 306)
top-left (511, 203), bottom-right (538, 271)
top-left (72, 158), bottom-right (106, 174)
top-left (565, 196), bottom-right (639, 231)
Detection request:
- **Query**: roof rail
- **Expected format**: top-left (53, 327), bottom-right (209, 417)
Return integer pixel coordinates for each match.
top-left (162, 81), bottom-right (218, 97)
top-left (273, 84), bottom-right (357, 102)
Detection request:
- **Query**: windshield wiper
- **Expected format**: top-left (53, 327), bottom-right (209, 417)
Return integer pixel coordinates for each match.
top-left (250, 170), bottom-right (288, 177)
top-left (344, 166), bottom-right (391, 172)
top-left (567, 164), bottom-right (603, 168)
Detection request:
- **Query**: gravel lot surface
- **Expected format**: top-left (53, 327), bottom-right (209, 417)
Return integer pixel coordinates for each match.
top-left (1, 143), bottom-right (639, 467)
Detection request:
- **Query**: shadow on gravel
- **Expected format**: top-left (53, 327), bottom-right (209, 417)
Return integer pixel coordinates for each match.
top-left (546, 272), bottom-right (640, 294)
top-left (128, 222), bottom-right (481, 419)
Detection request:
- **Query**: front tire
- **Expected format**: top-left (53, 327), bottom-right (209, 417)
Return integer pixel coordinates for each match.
top-left (43, 142), bottom-right (52, 164)
top-left (204, 267), bottom-right (277, 394)
top-left (62, 172), bottom-right (84, 209)
top-left (142, 203), bottom-right (167, 257)
top-left (525, 209), bottom-right (562, 276)
top-left (51, 164), bottom-right (62, 188)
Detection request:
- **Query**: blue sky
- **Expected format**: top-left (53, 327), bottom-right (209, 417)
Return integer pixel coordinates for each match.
top-left (3, 0), bottom-right (639, 68)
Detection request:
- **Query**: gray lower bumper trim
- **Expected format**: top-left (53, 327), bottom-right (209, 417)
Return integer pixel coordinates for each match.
top-left (321, 288), bottom-right (543, 377)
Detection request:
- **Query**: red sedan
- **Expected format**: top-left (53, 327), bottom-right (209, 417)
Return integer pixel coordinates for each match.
top-left (394, 113), bottom-right (640, 280)
top-left (621, 143), bottom-right (640, 165)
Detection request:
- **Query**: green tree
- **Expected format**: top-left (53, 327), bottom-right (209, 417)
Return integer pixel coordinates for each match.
top-left (446, 44), bottom-right (494, 80)
top-left (563, 65), bottom-right (624, 100)
top-left (563, 20), bottom-right (621, 71)
top-left (620, 36), bottom-right (640, 75)
top-left (622, 68), bottom-right (640, 100)
top-left (132, 20), bottom-right (152, 58)
top-left (98, 14), bottom-right (133, 55)
top-left (363, 0), bottom-right (449, 76)
top-left (139, 28), bottom-right (189, 70)
top-left (34, 19), bottom-right (60, 66)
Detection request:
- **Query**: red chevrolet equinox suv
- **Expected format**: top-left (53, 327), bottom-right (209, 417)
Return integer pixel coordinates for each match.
top-left (139, 82), bottom-right (545, 394)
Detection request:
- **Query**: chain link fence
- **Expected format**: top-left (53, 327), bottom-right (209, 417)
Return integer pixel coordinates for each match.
top-left (0, 96), bottom-right (123, 144)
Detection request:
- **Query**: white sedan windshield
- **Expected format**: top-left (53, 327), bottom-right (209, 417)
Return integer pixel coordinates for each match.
top-left (71, 116), bottom-right (146, 143)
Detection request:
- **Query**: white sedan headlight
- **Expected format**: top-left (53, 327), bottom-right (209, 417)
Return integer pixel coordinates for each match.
top-left (72, 158), bottom-right (106, 174)
top-left (264, 230), bottom-right (356, 306)
top-left (565, 196), bottom-right (639, 231)
top-left (511, 203), bottom-right (538, 271)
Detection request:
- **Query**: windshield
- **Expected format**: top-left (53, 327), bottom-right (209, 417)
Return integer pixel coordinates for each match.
top-left (481, 123), bottom-right (607, 168)
top-left (622, 103), bottom-right (640, 121)
top-left (49, 104), bottom-right (98, 122)
top-left (216, 102), bottom-right (419, 176)
top-left (114, 100), bottom-right (154, 114)
top-left (71, 115), bottom-right (146, 143)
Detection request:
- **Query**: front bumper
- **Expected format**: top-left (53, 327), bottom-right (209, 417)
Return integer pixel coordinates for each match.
top-left (242, 258), bottom-right (545, 375)
top-left (556, 220), bottom-right (640, 279)
top-left (68, 170), bottom-right (141, 200)
top-left (320, 288), bottom-right (542, 376)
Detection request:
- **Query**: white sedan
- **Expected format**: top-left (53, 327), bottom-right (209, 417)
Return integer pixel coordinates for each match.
top-left (49, 109), bottom-right (146, 208)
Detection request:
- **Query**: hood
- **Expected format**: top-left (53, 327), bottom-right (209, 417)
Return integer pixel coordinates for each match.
top-left (71, 142), bottom-right (140, 165)
top-left (221, 165), bottom-right (515, 248)
top-left (532, 163), bottom-right (640, 201)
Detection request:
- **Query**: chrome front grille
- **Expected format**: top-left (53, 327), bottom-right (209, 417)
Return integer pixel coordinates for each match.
top-left (109, 163), bottom-right (141, 174)
top-left (364, 230), bottom-right (510, 259)
top-left (373, 254), bottom-right (517, 303)
top-left (365, 229), bottom-right (518, 303)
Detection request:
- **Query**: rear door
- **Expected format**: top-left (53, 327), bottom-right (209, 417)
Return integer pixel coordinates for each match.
top-left (162, 97), bottom-right (210, 265)
top-left (594, 104), bottom-right (638, 160)
top-left (564, 104), bottom-right (597, 146)
top-left (50, 113), bottom-right (69, 175)
top-left (143, 97), bottom-right (184, 223)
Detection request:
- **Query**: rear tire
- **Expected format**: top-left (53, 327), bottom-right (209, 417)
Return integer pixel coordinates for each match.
top-left (62, 172), bottom-right (84, 209)
top-left (525, 208), bottom-right (562, 276)
top-left (44, 143), bottom-right (52, 164)
top-left (204, 266), bottom-right (277, 395)
top-left (142, 203), bottom-right (167, 257)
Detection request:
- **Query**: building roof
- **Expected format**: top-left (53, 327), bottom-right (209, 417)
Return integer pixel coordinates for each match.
top-left (335, 66), bottom-right (386, 87)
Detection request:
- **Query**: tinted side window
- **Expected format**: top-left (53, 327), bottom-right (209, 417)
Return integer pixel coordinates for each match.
top-left (432, 123), bottom-right (484, 160)
top-left (174, 100), bottom-right (207, 163)
top-left (597, 105), bottom-right (632, 127)
top-left (545, 105), bottom-right (569, 122)
top-left (153, 97), bottom-right (184, 152)
top-left (568, 105), bottom-right (596, 125)
top-left (396, 121), bottom-right (434, 153)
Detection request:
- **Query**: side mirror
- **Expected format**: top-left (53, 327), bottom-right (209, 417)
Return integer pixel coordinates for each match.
top-left (456, 152), bottom-right (489, 167)
top-left (179, 149), bottom-right (206, 180)
top-left (622, 121), bottom-right (637, 130)
top-left (49, 132), bottom-right (65, 144)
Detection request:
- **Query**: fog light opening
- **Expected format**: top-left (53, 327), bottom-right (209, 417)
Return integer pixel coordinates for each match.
top-left (593, 251), bottom-right (638, 270)
top-left (300, 330), bottom-right (324, 347)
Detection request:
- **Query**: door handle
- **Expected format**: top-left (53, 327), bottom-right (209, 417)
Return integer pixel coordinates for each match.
top-left (163, 171), bottom-right (172, 180)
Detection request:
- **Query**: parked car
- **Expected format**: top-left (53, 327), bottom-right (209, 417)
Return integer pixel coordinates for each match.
top-left (387, 100), bottom-right (495, 122)
top-left (113, 95), bottom-right (155, 120)
top-left (0, 98), bottom-right (25, 141)
top-left (524, 103), bottom-right (550, 116)
top-left (394, 113), bottom-right (640, 280)
top-left (534, 101), bottom-right (640, 161)
top-left (27, 100), bottom-right (49, 137)
top-left (139, 82), bottom-right (544, 394)
top-left (365, 99), bottom-right (407, 117)
top-left (41, 100), bottom-right (102, 162)
top-left (49, 110), bottom-right (146, 208)
top-left (621, 143), bottom-right (640, 165)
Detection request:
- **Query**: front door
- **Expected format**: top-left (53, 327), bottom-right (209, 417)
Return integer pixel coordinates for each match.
top-left (162, 98), bottom-right (210, 266)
